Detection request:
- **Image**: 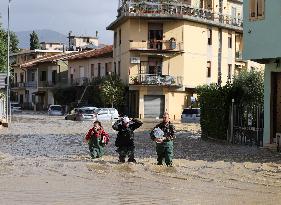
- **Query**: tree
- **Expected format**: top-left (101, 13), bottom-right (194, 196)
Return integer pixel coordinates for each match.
top-left (0, 19), bottom-right (19, 72)
top-left (231, 70), bottom-right (264, 105)
top-left (30, 31), bottom-right (40, 50)
top-left (0, 24), bottom-right (7, 72)
top-left (9, 31), bottom-right (19, 53)
top-left (100, 75), bottom-right (125, 108)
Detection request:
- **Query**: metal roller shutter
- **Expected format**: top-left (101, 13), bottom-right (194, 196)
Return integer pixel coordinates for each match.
top-left (144, 95), bottom-right (165, 118)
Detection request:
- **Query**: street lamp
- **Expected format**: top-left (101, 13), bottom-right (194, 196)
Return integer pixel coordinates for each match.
top-left (6, 0), bottom-right (11, 123)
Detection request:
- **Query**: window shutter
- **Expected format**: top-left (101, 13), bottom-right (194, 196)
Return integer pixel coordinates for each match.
top-left (249, 0), bottom-right (257, 18)
top-left (257, 0), bottom-right (265, 17)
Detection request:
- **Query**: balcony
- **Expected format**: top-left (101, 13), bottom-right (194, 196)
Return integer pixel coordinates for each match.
top-left (38, 81), bottom-right (56, 88)
top-left (129, 40), bottom-right (184, 52)
top-left (11, 82), bottom-right (25, 89)
top-left (114, 0), bottom-right (243, 31)
top-left (11, 81), bottom-right (37, 89)
top-left (70, 77), bottom-right (91, 86)
top-left (130, 74), bottom-right (183, 87)
top-left (235, 51), bottom-right (243, 61)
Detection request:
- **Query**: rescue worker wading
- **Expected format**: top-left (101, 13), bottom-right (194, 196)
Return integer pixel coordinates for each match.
top-left (84, 121), bottom-right (110, 159)
top-left (150, 112), bottom-right (176, 166)
top-left (112, 116), bottom-right (143, 163)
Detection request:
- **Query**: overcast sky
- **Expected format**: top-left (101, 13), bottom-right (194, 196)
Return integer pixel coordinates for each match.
top-left (0, 0), bottom-right (119, 44)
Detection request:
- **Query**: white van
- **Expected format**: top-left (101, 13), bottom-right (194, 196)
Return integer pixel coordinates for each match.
top-left (94, 108), bottom-right (119, 121)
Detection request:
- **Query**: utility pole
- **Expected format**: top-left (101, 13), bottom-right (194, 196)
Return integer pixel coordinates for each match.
top-left (6, 0), bottom-right (11, 123)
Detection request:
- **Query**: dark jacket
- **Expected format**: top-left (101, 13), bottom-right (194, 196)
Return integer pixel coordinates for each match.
top-left (112, 119), bottom-right (143, 147)
top-left (150, 121), bottom-right (176, 142)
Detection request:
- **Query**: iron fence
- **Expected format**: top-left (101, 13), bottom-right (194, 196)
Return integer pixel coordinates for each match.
top-left (229, 102), bottom-right (264, 147)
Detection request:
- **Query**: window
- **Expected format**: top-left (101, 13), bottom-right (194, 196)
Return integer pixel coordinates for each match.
top-left (228, 64), bottom-right (232, 81)
top-left (98, 63), bottom-right (101, 77)
top-left (207, 61), bottom-right (211, 78)
top-left (249, 0), bottom-right (265, 20)
top-left (15, 73), bottom-right (17, 83)
top-left (118, 61), bottom-right (121, 76)
top-left (114, 32), bottom-right (117, 48)
top-left (40, 71), bottom-right (47, 81)
top-left (105, 63), bottom-right (109, 75)
top-left (228, 33), bottom-right (232, 48)
top-left (114, 62), bottom-right (117, 74)
top-left (91, 64), bottom-right (95, 77)
top-left (70, 74), bottom-right (73, 82)
top-left (119, 29), bottom-right (121, 45)
top-left (31, 72), bottom-right (35, 81)
top-left (207, 28), bottom-right (212, 45)
top-left (20, 73), bottom-right (24, 83)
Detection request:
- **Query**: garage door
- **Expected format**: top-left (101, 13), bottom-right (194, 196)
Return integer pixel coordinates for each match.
top-left (144, 95), bottom-right (165, 118)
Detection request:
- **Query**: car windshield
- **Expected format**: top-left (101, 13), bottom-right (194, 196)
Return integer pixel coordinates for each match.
top-left (80, 109), bottom-right (95, 114)
top-left (50, 106), bottom-right (62, 111)
top-left (182, 109), bottom-right (200, 115)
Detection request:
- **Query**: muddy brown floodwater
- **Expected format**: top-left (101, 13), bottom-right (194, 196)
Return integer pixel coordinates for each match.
top-left (0, 112), bottom-right (281, 205)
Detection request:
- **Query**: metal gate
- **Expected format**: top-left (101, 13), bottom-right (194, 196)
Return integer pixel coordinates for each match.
top-left (144, 95), bottom-right (165, 118)
top-left (229, 102), bottom-right (264, 146)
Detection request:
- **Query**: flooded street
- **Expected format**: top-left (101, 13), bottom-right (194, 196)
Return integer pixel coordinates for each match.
top-left (1, 112), bottom-right (281, 204)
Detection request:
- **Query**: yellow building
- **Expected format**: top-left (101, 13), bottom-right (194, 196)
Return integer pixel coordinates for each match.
top-left (107, 0), bottom-right (248, 119)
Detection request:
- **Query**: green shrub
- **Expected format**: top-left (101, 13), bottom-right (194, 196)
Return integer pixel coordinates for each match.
top-left (196, 70), bottom-right (264, 141)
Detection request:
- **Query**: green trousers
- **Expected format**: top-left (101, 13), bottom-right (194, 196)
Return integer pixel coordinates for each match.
top-left (88, 137), bottom-right (105, 159)
top-left (156, 141), bottom-right (173, 166)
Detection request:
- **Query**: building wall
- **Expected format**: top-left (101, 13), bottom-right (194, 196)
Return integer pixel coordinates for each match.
top-left (41, 43), bottom-right (63, 50)
top-left (263, 63), bottom-right (281, 145)
top-left (71, 37), bottom-right (99, 48)
top-left (115, 18), bottom-right (244, 88)
top-left (244, 0), bottom-right (281, 60)
top-left (68, 57), bottom-right (113, 81)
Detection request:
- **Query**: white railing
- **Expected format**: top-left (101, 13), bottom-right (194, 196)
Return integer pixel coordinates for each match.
top-left (118, 0), bottom-right (243, 28)
top-left (130, 74), bottom-right (183, 86)
top-left (130, 40), bottom-right (184, 51)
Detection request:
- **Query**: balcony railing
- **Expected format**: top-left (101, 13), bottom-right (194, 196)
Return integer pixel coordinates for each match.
top-left (130, 74), bottom-right (183, 87)
top-left (130, 40), bottom-right (183, 52)
top-left (117, 0), bottom-right (243, 28)
top-left (235, 51), bottom-right (243, 60)
top-left (38, 81), bottom-right (56, 88)
top-left (70, 77), bottom-right (91, 86)
top-left (11, 82), bottom-right (24, 88)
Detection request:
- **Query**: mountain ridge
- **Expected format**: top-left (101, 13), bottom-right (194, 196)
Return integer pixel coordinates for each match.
top-left (15, 29), bottom-right (68, 49)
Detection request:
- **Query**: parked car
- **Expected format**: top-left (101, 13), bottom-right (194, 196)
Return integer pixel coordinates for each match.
top-left (11, 102), bottom-right (22, 113)
top-left (181, 108), bottom-right (200, 123)
top-left (93, 108), bottom-right (119, 121)
top-left (65, 108), bottom-right (96, 121)
top-left (80, 106), bottom-right (97, 111)
top-left (48, 105), bottom-right (64, 116)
